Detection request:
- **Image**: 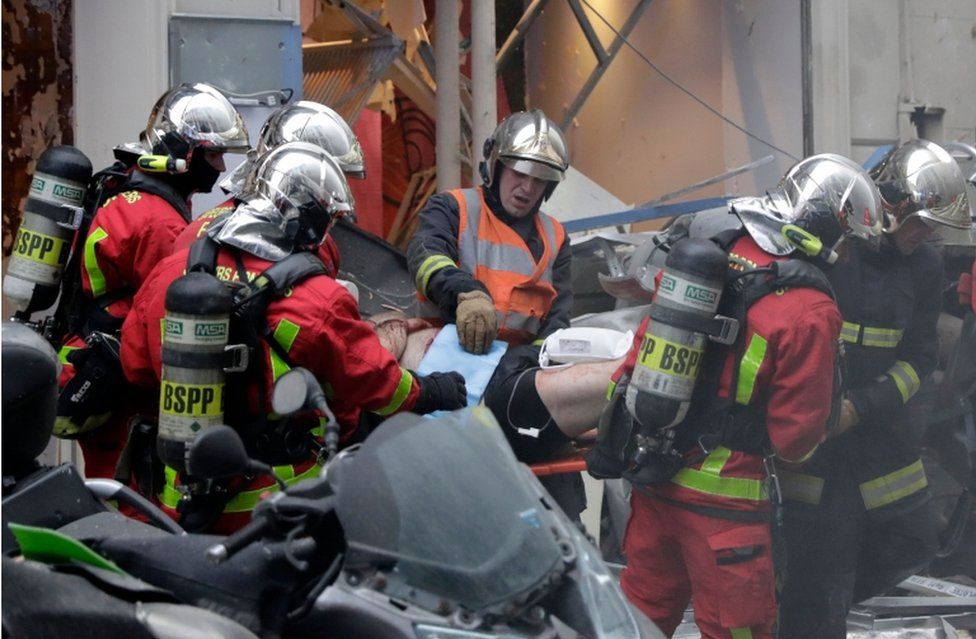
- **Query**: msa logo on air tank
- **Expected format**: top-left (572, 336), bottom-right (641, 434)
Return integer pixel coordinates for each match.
top-left (53, 183), bottom-right (84, 200)
top-left (194, 322), bottom-right (227, 338)
top-left (684, 284), bottom-right (718, 305)
top-left (637, 334), bottom-right (703, 379)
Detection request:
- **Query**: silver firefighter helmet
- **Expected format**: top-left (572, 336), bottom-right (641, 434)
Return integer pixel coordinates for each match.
top-left (732, 153), bottom-right (883, 263)
top-left (871, 139), bottom-right (974, 245)
top-left (480, 109), bottom-right (569, 189)
top-left (208, 141), bottom-right (354, 261)
top-left (220, 100), bottom-right (365, 196)
top-left (145, 83), bottom-right (249, 160)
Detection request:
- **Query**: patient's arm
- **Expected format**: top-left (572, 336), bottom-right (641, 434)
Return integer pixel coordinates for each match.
top-left (366, 310), bottom-right (436, 363)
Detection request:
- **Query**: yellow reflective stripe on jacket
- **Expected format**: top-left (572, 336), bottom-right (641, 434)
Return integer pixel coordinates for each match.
top-left (859, 459), bottom-right (927, 510)
top-left (159, 466), bottom-right (181, 509)
top-left (735, 334), bottom-right (768, 405)
top-left (840, 321), bottom-right (903, 348)
top-left (159, 462), bottom-right (323, 512)
top-left (84, 227), bottom-right (110, 297)
top-left (887, 360), bottom-right (921, 403)
top-left (223, 462), bottom-right (322, 513)
top-left (269, 318), bottom-right (301, 382)
top-left (58, 345), bottom-right (80, 366)
top-left (778, 470), bottom-right (825, 505)
top-left (731, 628), bottom-right (754, 639)
top-left (671, 446), bottom-right (766, 501)
top-left (415, 254), bottom-right (456, 294)
top-left (372, 367), bottom-right (415, 416)
top-left (606, 380), bottom-right (617, 401)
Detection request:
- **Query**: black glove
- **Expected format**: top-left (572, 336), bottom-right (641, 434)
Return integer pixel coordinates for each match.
top-left (413, 371), bottom-right (467, 414)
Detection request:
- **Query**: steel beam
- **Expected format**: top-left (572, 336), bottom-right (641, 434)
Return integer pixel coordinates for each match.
top-left (566, 0), bottom-right (607, 65)
top-left (560, 0), bottom-right (653, 131)
top-left (496, 0), bottom-right (550, 69)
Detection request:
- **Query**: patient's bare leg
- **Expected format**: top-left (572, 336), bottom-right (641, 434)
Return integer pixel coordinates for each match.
top-left (535, 358), bottom-right (624, 438)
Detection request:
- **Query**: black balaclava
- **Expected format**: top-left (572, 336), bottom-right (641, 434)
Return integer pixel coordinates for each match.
top-left (152, 132), bottom-right (222, 197)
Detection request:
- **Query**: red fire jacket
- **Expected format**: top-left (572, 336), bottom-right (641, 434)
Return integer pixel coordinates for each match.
top-left (612, 235), bottom-right (842, 513)
top-left (81, 189), bottom-right (189, 319)
top-left (121, 244), bottom-right (420, 431)
top-left (120, 243), bottom-right (422, 532)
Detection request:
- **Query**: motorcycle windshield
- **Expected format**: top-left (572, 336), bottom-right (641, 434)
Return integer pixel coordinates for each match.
top-left (334, 407), bottom-right (563, 611)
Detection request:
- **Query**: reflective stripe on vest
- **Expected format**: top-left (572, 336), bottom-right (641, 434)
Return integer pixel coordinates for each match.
top-left (731, 628), bottom-right (754, 639)
top-left (454, 188), bottom-right (562, 340)
top-left (840, 321), bottom-right (904, 349)
top-left (372, 367), bottom-right (415, 416)
top-left (859, 459), bottom-right (927, 510)
top-left (778, 469), bottom-right (825, 505)
top-left (888, 360), bottom-right (921, 403)
top-left (159, 461), bottom-right (323, 512)
top-left (84, 227), bottom-right (110, 298)
top-left (671, 446), bottom-right (767, 502)
top-left (735, 333), bottom-right (768, 405)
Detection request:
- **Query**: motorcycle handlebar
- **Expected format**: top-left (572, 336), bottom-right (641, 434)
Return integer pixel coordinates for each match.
top-left (206, 515), bottom-right (272, 564)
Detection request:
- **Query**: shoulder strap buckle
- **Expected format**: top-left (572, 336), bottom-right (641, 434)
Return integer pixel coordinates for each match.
top-left (55, 204), bottom-right (85, 230)
top-left (708, 315), bottom-right (740, 346)
top-left (223, 343), bottom-right (250, 373)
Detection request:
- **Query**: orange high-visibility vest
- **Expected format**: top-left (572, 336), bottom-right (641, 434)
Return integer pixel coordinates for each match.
top-left (452, 188), bottom-right (565, 344)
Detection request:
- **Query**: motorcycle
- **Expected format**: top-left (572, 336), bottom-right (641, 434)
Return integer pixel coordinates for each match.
top-left (2, 323), bottom-right (664, 638)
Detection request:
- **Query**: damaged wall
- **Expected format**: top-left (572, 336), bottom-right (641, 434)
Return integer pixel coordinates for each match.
top-left (846, 0), bottom-right (976, 162)
top-left (524, 0), bottom-right (974, 217)
top-left (524, 0), bottom-right (802, 216)
top-left (2, 0), bottom-right (74, 255)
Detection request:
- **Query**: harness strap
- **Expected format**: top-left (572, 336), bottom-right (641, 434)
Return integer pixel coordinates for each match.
top-left (125, 170), bottom-right (192, 222)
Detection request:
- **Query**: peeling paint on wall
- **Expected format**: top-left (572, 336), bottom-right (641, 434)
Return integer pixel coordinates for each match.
top-left (2, 0), bottom-right (74, 256)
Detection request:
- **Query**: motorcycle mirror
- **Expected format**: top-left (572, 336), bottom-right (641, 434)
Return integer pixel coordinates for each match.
top-left (186, 425), bottom-right (250, 479)
top-left (272, 368), bottom-right (321, 416)
top-left (273, 367), bottom-right (342, 460)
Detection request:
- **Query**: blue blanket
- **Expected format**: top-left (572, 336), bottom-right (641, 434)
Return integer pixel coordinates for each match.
top-left (415, 324), bottom-right (508, 417)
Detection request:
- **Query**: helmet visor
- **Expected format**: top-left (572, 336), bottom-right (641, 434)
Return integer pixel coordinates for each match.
top-left (218, 151), bottom-right (258, 196)
top-left (499, 156), bottom-right (564, 183)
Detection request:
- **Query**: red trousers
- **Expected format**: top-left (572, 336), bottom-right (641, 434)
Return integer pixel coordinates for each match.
top-left (621, 489), bottom-right (776, 639)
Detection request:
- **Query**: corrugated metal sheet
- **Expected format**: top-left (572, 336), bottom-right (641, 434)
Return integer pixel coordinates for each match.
top-left (303, 36), bottom-right (402, 125)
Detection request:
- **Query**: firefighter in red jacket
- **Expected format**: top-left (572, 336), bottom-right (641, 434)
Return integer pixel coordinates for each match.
top-left (55, 83), bottom-right (248, 479)
top-left (121, 142), bottom-right (467, 533)
top-left (407, 110), bottom-right (590, 518)
top-left (778, 140), bottom-right (973, 638)
top-left (173, 100), bottom-right (364, 277)
top-left (610, 155), bottom-right (884, 639)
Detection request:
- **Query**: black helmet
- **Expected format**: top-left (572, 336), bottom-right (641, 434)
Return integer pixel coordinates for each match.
top-left (2, 322), bottom-right (60, 477)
